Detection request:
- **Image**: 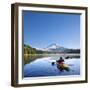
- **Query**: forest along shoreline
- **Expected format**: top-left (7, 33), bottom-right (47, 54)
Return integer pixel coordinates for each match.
top-left (24, 54), bottom-right (80, 64)
top-left (24, 44), bottom-right (80, 64)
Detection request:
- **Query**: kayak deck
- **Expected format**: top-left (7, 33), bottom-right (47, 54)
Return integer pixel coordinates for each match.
top-left (56, 63), bottom-right (70, 71)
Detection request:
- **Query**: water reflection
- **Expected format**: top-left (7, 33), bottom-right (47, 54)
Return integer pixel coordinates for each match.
top-left (24, 54), bottom-right (45, 64)
top-left (24, 54), bottom-right (80, 77)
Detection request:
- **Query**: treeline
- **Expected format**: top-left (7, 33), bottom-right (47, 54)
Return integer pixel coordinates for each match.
top-left (64, 49), bottom-right (80, 53)
top-left (24, 44), bottom-right (80, 54)
top-left (24, 44), bottom-right (45, 54)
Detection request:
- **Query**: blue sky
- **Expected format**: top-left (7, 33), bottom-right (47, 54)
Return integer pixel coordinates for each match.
top-left (23, 11), bottom-right (80, 49)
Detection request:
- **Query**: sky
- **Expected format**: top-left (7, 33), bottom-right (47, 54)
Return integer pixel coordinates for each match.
top-left (23, 11), bottom-right (80, 49)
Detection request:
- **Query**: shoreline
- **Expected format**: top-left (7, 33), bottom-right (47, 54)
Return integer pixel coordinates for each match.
top-left (24, 53), bottom-right (80, 64)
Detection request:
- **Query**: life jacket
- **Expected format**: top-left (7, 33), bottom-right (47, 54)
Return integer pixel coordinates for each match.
top-left (57, 59), bottom-right (64, 64)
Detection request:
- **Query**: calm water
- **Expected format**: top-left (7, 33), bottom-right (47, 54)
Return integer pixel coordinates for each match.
top-left (24, 56), bottom-right (80, 77)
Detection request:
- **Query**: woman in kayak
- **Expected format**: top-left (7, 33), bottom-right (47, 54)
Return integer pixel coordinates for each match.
top-left (52, 57), bottom-right (64, 65)
top-left (57, 57), bottom-right (64, 64)
top-left (57, 57), bottom-right (70, 71)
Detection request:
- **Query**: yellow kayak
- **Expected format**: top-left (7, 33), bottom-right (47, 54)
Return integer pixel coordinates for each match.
top-left (57, 63), bottom-right (70, 71)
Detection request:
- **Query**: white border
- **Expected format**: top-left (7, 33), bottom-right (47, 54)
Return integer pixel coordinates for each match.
top-left (18, 6), bottom-right (86, 84)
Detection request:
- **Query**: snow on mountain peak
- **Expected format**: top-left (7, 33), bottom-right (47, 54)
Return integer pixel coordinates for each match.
top-left (35, 43), bottom-right (67, 52)
top-left (45, 43), bottom-right (60, 50)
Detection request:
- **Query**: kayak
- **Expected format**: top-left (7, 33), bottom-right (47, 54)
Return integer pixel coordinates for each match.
top-left (57, 63), bottom-right (70, 71)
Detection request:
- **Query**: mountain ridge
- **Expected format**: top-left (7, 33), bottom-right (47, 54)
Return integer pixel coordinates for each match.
top-left (25, 43), bottom-right (80, 54)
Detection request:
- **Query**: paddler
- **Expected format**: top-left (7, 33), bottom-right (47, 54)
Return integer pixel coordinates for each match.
top-left (57, 57), bottom-right (64, 64)
top-left (57, 57), bottom-right (70, 71)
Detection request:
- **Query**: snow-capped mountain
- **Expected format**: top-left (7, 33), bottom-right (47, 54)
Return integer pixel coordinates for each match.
top-left (44, 43), bottom-right (67, 52)
top-left (45, 43), bottom-right (60, 50)
top-left (33, 43), bottom-right (80, 53)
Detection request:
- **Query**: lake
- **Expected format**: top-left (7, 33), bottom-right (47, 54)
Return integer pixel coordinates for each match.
top-left (24, 55), bottom-right (80, 77)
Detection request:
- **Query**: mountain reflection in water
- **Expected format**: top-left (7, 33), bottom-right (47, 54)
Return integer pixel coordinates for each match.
top-left (24, 54), bottom-right (80, 77)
